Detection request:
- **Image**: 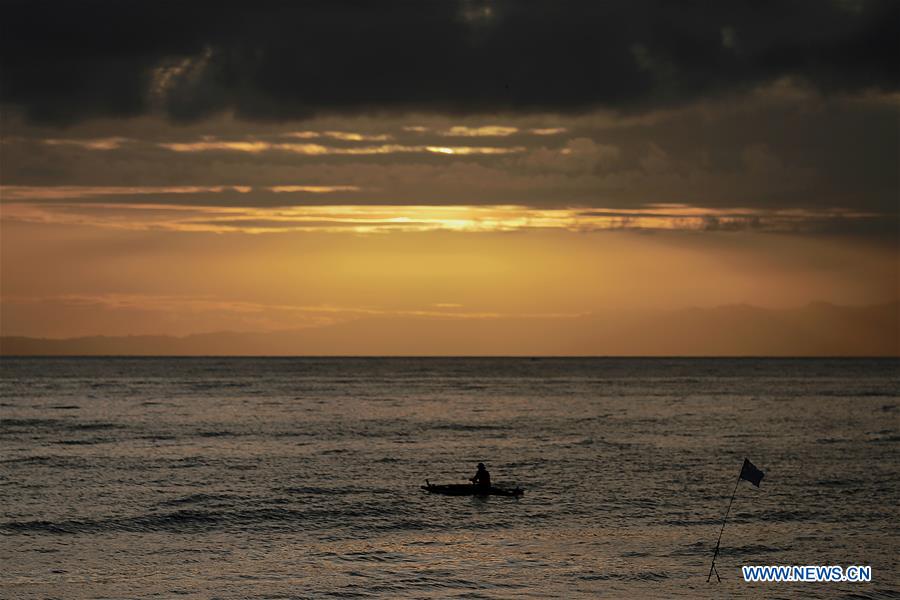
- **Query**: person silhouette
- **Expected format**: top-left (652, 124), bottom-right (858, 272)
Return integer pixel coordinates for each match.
top-left (470, 462), bottom-right (491, 491)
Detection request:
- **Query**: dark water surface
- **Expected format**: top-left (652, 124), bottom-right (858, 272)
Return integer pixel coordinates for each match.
top-left (1, 357), bottom-right (898, 598)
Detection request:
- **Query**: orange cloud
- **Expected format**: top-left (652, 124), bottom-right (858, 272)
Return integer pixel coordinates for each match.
top-left (43, 137), bottom-right (130, 150)
top-left (0, 185), bottom-right (252, 200)
top-left (0, 202), bottom-right (880, 235)
top-left (158, 140), bottom-right (526, 155)
top-left (0, 185), bottom-right (358, 201)
top-left (280, 130), bottom-right (393, 141)
top-left (439, 125), bottom-right (519, 137)
top-left (529, 127), bottom-right (568, 135)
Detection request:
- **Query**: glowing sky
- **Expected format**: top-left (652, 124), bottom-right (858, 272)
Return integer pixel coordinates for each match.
top-left (0, 1), bottom-right (897, 353)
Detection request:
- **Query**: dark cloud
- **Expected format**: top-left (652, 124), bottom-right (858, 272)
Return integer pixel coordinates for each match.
top-left (1, 94), bottom-right (896, 217)
top-left (1, 0), bottom-right (898, 125)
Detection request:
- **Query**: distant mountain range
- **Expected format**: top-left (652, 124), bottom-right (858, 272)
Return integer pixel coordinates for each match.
top-left (2, 302), bottom-right (897, 356)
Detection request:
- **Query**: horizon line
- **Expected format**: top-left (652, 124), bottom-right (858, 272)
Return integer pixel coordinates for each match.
top-left (2, 354), bottom-right (898, 360)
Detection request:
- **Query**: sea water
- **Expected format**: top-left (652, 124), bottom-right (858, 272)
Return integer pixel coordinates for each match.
top-left (1, 357), bottom-right (898, 598)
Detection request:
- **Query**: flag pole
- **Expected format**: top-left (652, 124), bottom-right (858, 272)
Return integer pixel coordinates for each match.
top-left (707, 471), bottom-right (741, 583)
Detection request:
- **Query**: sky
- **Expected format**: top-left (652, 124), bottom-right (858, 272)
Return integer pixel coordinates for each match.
top-left (0, 1), bottom-right (898, 353)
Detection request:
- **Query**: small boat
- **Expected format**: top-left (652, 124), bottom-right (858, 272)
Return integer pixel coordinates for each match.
top-left (421, 480), bottom-right (524, 497)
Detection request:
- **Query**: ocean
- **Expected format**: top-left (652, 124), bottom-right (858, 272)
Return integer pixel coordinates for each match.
top-left (1, 357), bottom-right (898, 598)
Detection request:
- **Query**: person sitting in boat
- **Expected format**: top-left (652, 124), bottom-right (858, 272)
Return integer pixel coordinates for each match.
top-left (470, 463), bottom-right (491, 490)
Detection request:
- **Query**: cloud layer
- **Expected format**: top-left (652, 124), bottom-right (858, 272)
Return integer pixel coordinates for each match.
top-left (1, 201), bottom-right (883, 235)
top-left (2, 0), bottom-right (898, 124)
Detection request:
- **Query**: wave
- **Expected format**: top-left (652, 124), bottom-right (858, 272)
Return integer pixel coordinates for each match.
top-left (0, 455), bottom-right (56, 465)
top-left (138, 434), bottom-right (177, 441)
top-left (1, 509), bottom-right (223, 535)
top-left (0, 417), bottom-right (62, 429)
top-left (55, 438), bottom-right (113, 445)
top-left (0, 493), bottom-right (522, 536)
top-left (722, 543), bottom-right (785, 556)
top-left (156, 493), bottom-right (235, 507)
top-left (579, 571), bottom-right (670, 581)
top-left (661, 518), bottom-right (726, 527)
top-left (430, 423), bottom-right (509, 432)
top-left (195, 430), bottom-right (245, 438)
top-left (0, 455), bottom-right (105, 469)
top-left (279, 485), bottom-right (395, 495)
top-left (0, 418), bottom-right (122, 433)
top-left (2, 507), bottom-right (311, 535)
